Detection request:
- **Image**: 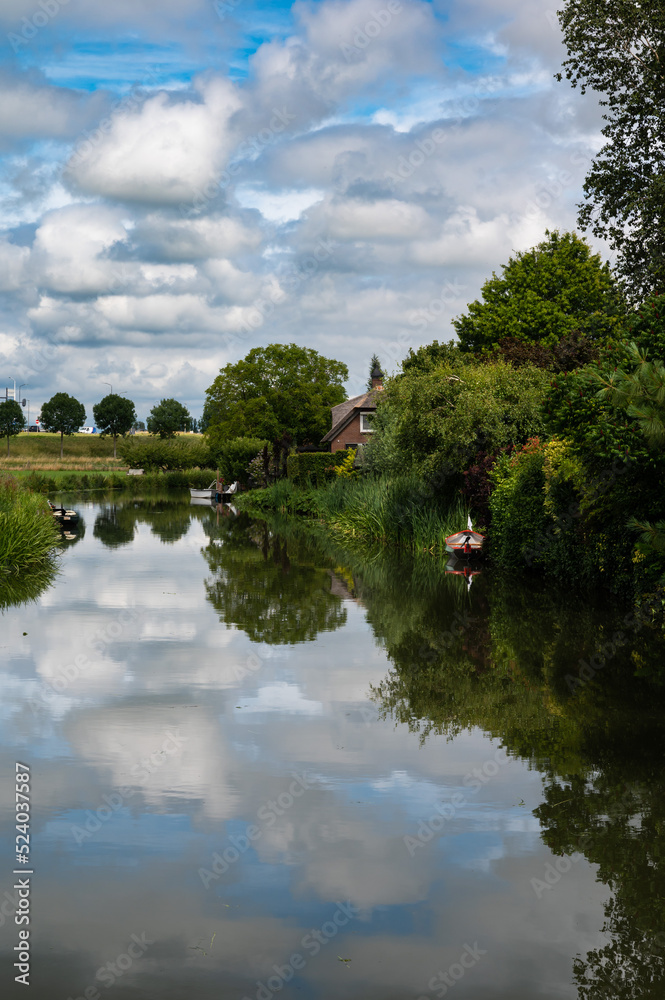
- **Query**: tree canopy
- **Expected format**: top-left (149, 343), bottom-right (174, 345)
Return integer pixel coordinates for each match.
top-left (0, 400), bottom-right (25, 457)
top-left (366, 358), bottom-right (550, 483)
top-left (40, 392), bottom-right (86, 458)
top-left (453, 230), bottom-right (624, 353)
top-left (205, 343), bottom-right (348, 446)
top-left (557, 1), bottom-right (665, 298)
top-left (147, 398), bottom-right (192, 438)
top-left (92, 394), bottom-right (136, 458)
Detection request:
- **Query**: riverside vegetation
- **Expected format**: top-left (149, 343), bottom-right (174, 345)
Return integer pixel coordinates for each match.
top-left (228, 234), bottom-right (665, 611)
top-left (0, 475), bottom-right (60, 574)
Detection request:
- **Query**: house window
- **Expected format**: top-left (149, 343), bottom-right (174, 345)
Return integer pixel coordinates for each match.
top-left (360, 413), bottom-right (375, 433)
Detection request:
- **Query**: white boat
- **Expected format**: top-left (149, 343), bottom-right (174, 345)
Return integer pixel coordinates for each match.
top-left (190, 480), bottom-right (217, 500)
top-left (189, 480), bottom-right (239, 500)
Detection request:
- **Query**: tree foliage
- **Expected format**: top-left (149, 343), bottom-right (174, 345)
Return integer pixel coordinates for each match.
top-left (205, 343), bottom-right (348, 446)
top-left (453, 230), bottom-right (623, 353)
top-left (93, 394), bottom-right (136, 459)
top-left (366, 353), bottom-right (382, 390)
top-left (0, 400), bottom-right (25, 457)
top-left (557, 1), bottom-right (665, 297)
top-left (40, 392), bottom-right (86, 458)
top-left (374, 359), bottom-right (551, 482)
top-left (147, 398), bottom-right (192, 438)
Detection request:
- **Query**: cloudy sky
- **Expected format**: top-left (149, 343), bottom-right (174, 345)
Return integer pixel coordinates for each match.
top-left (0, 0), bottom-right (606, 420)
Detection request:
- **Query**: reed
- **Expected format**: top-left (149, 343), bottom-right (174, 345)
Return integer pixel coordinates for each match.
top-left (0, 476), bottom-right (61, 571)
top-left (238, 474), bottom-right (471, 554)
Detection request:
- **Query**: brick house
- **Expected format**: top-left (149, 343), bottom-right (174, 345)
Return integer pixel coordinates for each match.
top-left (321, 365), bottom-right (383, 453)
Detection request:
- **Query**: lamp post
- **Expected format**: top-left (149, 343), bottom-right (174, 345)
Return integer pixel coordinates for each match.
top-left (18, 383), bottom-right (27, 402)
top-left (103, 382), bottom-right (113, 395)
top-left (6, 376), bottom-right (16, 401)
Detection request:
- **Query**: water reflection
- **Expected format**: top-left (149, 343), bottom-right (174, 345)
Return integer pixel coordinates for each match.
top-left (203, 516), bottom-right (348, 643)
top-left (0, 558), bottom-right (58, 610)
top-left (2, 492), bottom-right (665, 1000)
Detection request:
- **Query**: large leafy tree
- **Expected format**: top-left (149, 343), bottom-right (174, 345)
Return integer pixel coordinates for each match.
top-left (147, 398), bottom-right (192, 439)
top-left (0, 400), bottom-right (25, 457)
top-left (370, 359), bottom-right (550, 483)
top-left (92, 394), bottom-right (136, 459)
top-left (557, 1), bottom-right (665, 298)
top-left (40, 392), bottom-right (86, 458)
top-left (205, 343), bottom-right (348, 446)
top-left (453, 230), bottom-right (624, 353)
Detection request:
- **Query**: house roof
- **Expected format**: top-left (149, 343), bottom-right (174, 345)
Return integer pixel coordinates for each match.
top-left (321, 387), bottom-right (381, 444)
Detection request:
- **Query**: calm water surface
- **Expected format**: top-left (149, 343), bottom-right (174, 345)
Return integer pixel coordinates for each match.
top-left (2, 491), bottom-right (665, 1000)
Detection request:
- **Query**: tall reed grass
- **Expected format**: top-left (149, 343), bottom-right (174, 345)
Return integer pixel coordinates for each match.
top-left (237, 474), bottom-right (471, 554)
top-left (0, 476), bottom-right (61, 570)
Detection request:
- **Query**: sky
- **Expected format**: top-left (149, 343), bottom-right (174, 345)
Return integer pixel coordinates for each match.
top-left (0, 0), bottom-right (607, 422)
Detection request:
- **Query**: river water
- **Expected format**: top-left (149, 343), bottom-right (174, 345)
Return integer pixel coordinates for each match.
top-left (2, 491), bottom-right (665, 1000)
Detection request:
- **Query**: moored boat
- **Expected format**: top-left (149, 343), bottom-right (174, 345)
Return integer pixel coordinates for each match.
top-left (48, 500), bottom-right (80, 527)
top-left (190, 478), bottom-right (239, 501)
top-left (445, 516), bottom-right (484, 557)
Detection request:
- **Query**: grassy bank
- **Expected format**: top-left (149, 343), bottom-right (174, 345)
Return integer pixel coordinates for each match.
top-left (1, 432), bottom-right (207, 470)
top-left (236, 474), bottom-right (471, 553)
top-left (0, 476), bottom-right (61, 571)
top-left (16, 468), bottom-right (218, 495)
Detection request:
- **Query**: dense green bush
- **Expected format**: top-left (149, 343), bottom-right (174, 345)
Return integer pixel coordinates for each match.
top-left (117, 437), bottom-right (212, 470)
top-left (211, 436), bottom-right (269, 487)
top-left (378, 359), bottom-right (550, 482)
top-left (286, 451), bottom-right (348, 487)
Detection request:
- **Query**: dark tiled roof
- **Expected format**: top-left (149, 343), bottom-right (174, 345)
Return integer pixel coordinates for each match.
top-left (321, 387), bottom-right (382, 444)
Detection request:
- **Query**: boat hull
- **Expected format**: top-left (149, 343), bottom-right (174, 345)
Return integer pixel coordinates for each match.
top-left (444, 529), bottom-right (485, 556)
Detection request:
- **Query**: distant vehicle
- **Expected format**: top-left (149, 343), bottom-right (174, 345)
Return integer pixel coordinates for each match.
top-left (28, 425), bottom-right (40, 432)
top-left (79, 426), bottom-right (98, 434)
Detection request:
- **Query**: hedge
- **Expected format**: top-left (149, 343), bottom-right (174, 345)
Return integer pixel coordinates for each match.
top-left (286, 451), bottom-right (349, 487)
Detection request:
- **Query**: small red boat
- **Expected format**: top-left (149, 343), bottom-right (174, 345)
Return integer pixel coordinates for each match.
top-left (445, 517), bottom-right (484, 557)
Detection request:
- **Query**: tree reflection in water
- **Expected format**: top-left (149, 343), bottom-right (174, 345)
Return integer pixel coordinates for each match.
top-left (203, 514), bottom-right (347, 644)
top-left (362, 560), bottom-right (665, 1000)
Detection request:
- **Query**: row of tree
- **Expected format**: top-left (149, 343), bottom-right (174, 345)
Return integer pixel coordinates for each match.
top-left (0, 393), bottom-right (195, 458)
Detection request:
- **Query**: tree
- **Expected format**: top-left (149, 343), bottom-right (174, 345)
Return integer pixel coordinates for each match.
top-left (593, 338), bottom-right (665, 566)
top-left (40, 392), bottom-right (86, 459)
top-left (147, 398), bottom-right (192, 439)
top-left (453, 231), bottom-right (624, 353)
top-left (205, 343), bottom-right (348, 446)
top-left (556, 1), bottom-right (665, 298)
top-left (366, 353), bottom-right (382, 390)
top-left (0, 400), bottom-right (25, 457)
top-left (133, 420), bottom-right (146, 432)
top-left (92, 394), bottom-right (136, 459)
top-left (374, 359), bottom-right (550, 482)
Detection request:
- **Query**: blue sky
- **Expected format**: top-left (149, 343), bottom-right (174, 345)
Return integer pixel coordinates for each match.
top-left (0, 0), bottom-right (606, 420)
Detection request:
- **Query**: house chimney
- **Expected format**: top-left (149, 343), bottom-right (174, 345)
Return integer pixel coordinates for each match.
top-left (371, 364), bottom-right (384, 390)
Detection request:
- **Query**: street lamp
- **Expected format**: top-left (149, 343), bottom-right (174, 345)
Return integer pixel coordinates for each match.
top-left (18, 383), bottom-right (27, 405)
top-left (6, 376), bottom-right (16, 401)
top-left (103, 382), bottom-right (113, 395)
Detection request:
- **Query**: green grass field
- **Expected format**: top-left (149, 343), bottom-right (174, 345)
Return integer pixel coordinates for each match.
top-left (0, 432), bottom-right (206, 471)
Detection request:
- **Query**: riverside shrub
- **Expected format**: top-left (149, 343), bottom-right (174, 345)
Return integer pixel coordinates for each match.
top-left (286, 451), bottom-right (348, 487)
top-left (117, 438), bottom-right (212, 470)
